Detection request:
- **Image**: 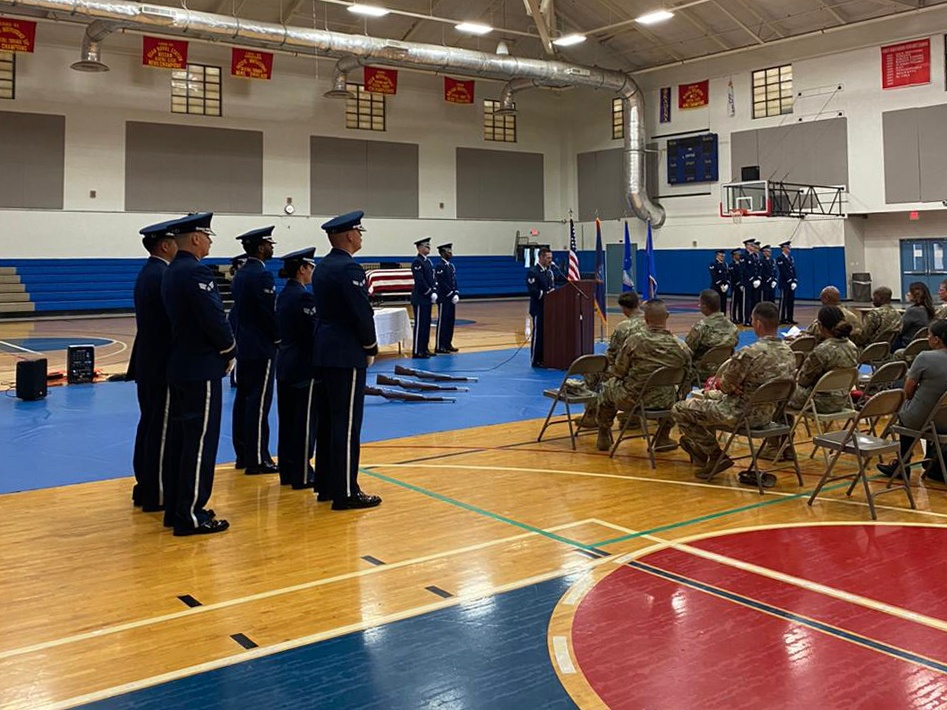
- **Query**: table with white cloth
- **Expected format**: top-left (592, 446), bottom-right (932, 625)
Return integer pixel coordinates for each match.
top-left (374, 307), bottom-right (411, 352)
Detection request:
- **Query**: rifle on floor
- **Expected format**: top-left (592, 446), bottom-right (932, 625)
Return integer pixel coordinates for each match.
top-left (365, 385), bottom-right (456, 403)
top-left (394, 364), bottom-right (479, 383)
top-left (377, 374), bottom-right (469, 392)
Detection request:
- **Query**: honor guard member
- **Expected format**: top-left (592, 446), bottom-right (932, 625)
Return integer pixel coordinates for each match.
top-left (741, 239), bottom-right (762, 326)
top-left (728, 249), bottom-right (745, 325)
top-left (761, 245), bottom-right (778, 303)
top-left (275, 248), bottom-right (319, 490)
top-left (411, 237), bottom-right (437, 358)
top-left (434, 242), bottom-right (460, 353)
top-left (709, 249), bottom-right (730, 316)
top-left (312, 210), bottom-right (382, 510)
top-left (231, 226), bottom-right (281, 475)
top-left (227, 253), bottom-right (247, 388)
top-left (776, 241), bottom-right (798, 324)
top-left (161, 212), bottom-right (233, 536)
top-left (526, 247), bottom-right (555, 367)
top-left (128, 219), bottom-right (178, 513)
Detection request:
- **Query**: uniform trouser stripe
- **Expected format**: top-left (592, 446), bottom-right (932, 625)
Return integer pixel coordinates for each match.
top-left (191, 381), bottom-right (211, 528)
top-left (257, 359), bottom-right (272, 465)
top-left (157, 387), bottom-right (170, 506)
top-left (303, 379), bottom-right (314, 479)
top-left (530, 315), bottom-right (536, 359)
top-left (435, 303), bottom-right (442, 349)
top-left (346, 369), bottom-right (356, 498)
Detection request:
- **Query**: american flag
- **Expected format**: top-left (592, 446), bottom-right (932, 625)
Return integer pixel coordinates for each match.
top-left (567, 218), bottom-right (580, 281)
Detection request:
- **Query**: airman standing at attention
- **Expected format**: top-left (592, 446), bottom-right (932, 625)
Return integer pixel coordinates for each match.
top-left (728, 249), bottom-right (744, 325)
top-left (411, 237), bottom-right (437, 358)
top-left (761, 245), bottom-right (778, 304)
top-left (526, 247), bottom-right (555, 368)
top-left (434, 242), bottom-right (460, 354)
top-left (709, 249), bottom-right (730, 316)
top-left (775, 241), bottom-right (798, 324)
top-left (161, 212), bottom-right (233, 536)
top-left (231, 226), bottom-right (281, 476)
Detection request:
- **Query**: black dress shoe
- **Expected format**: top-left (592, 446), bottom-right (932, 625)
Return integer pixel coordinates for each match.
top-left (234, 459), bottom-right (246, 470)
top-left (331, 492), bottom-right (382, 510)
top-left (141, 503), bottom-right (164, 513)
top-left (173, 519), bottom-right (230, 536)
top-left (292, 482), bottom-right (315, 490)
top-left (447, 346), bottom-right (459, 352)
top-left (246, 461), bottom-right (280, 475)
top-left (316, 493), bottom-right (332, 502)
top-left (413, 353), bottom-right (430, 359)
top-left (877, 461), bottom-right (908, 480)
top-left (435, 348), bottom-right (450, 354)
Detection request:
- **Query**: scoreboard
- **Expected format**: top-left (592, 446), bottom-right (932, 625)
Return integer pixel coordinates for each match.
top-left (666, 133), bottom-right (718, 185)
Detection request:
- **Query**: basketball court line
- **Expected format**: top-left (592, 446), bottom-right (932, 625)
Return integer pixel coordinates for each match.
top-left (0, 340), bottom-right (41, 355)
top-left (0, 519), bottom-right (597, 663)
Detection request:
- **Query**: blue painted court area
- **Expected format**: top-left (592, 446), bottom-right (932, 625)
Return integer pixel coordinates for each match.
top-left (0, 336), bottom-right (114, 353)
top-left (82, 574), bottom-right (580, 710)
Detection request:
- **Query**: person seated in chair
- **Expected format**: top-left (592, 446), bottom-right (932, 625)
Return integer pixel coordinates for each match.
top-left (852, 286), bottom-right (902, 349)
top-left (672, 302), bottom-right (796, 480)
top-left (877, 319), bottom-right (947, 482)
top-left (588, 299), bottom-right (691, 452)
top-left (801, 286), bottom-right (861, 343)
top-left (686, 289), bottom-right (739, 383)
top-left (893, 281), bottom-right (935, 353)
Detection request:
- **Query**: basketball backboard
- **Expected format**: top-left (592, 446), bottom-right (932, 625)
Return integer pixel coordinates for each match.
top-left (720, 180), bottom-right (770, 218)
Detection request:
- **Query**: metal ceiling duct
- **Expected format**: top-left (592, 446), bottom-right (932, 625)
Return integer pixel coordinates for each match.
top-left (69, 20), bottom-right (116, 72)
top-left (0, 0), bottom-right (666, 226)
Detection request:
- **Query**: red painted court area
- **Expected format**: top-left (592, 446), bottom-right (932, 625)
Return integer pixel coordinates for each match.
top-left (570, 525), bottom-right (947, 709)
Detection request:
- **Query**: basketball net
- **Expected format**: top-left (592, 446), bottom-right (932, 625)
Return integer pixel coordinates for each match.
top-left (730, 208), bottom-right (748, 225)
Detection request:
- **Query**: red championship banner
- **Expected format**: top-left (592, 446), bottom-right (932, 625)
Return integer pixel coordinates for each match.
top-left (678, 80), bottom-right (709, 109)
top-left (142, 36), bottom-right (188, 69)
top-left (881, 38), bottom-right (930, 89)
top-left (364, 66), bottom-right (398, 95)
top-left (0, 19), bottom-right (37, 53)
top-left (231, 48), bottom-right (273, 80)
top-left (444, 77), bottom-right (475, 104)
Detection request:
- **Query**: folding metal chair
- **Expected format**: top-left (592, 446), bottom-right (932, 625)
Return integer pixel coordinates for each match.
top-left (889, 390), bottom-right (947, 483)
top-left (807, 389), bottom-right (915, 520)
top-left (914, 326), bottom-right (930, 341)
top-left (793, 350), bottom-right (807, 373)
top-left (786, 367), bottom-right (859, 464)
top-left (901, 337), bottom-right (930, 364)
top-left (857, 341), bottom-right (890, 376)
top-left (693, 344), bottom-right (734, 387)
top-left (537, 354), bottom-right (608, 450)
top-left (789, 335), bottom-right (817, 354)
top-left (609, 366), bottom-right (687, 468)
top-left (705, 378), bottom-right (803, 494)
top-left (858, 360), bottom-right (907, 401)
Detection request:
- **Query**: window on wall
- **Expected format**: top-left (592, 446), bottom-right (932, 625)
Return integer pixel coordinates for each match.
top-left (752, 64), bottom-right (793, 119)
top-left (483, 99), bottom-right (516, 142)
top-left (0, 52), bottom-right (14, 100)
top-left (612, 97), bottom-right (623, 139)
top-left (171, 64), bottom-right (222, 116)
top-left (345, 83), bottom-right (386, 131)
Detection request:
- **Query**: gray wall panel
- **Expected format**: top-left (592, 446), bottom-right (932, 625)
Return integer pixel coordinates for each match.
top-left (126, 122), bottom-right (263, 213)
top-left (731, 118), bottom-right (848, 187)
top-left (0, 111), bottom-right (64, 209)
top-left (882, 109), bottom-right (921, 204)
top-left (917, 104), bottom-right (947, 203)
top-left (730, 131), bottom-right (759, 181)
top-left (456, 148), bottom-right (544, 220)
top-left (576, 147), bottom-right (625, 221)
top-left (311, 136), bottom-right (418, 218)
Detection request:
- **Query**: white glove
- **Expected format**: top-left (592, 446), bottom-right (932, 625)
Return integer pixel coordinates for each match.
top-left (366, 355), bottom-right (375, 368)
top-left (752, 279), bottom-right (761, 289)
top-left (720, 283), bottom-right (729, 293)
top-left (790, 282), bottom-right (797, 291)
top-left (770, 280), bottom-right (778, 289)
top-left (431, 293), bottom-right (438, 304)
top-left (452, 294), bottom-right (460, 304)
top-left (225, 359), bottom-right (235, 375)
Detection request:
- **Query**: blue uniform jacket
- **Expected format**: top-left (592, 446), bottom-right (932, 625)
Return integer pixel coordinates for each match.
top-left (728, 259), bottom-right (744, 288)
top-left (411, 255), bottom-right (436, 306)
top-left (762, 256), bottom-right (778, 289)
top-left (776, 253), bottom-right (797, 287)
top-left (276, 280), bottom-right (317, 384)
top-left (312, 248), bottom-right (378, 369)
top-left (435, 259), bottom-right (458, 300)
top-left (161, 251), bottom-right (236, 381)
top-left (526, 264), bottom-right (554, 317)
top-left (709, 260), bottom-right (729, 289)
top-left (231, 258), bottom-right (280, 360)
top-left (128, 256), bottom-right (171, 383)
top-left (742, 252), bottom-right (761, 288)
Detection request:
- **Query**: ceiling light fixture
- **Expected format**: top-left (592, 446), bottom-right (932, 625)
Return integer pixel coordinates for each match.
top-left (552, 34), bottom-right (586, 47)
top-left (636, 9), bottom-right (674, 25)
top-left (455, 22), bottom-right (493, 35)
top-left (347, 4), bottom-right (390, 17)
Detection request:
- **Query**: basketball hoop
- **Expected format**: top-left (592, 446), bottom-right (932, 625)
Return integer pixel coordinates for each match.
top-left (730, 208), bottom-right (749, 224)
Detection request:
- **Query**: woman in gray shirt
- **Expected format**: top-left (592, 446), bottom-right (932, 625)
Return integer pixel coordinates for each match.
top-left (896, 281), bottom-right (935, 349)
top-left (878, 318), bottom-right (947, 480)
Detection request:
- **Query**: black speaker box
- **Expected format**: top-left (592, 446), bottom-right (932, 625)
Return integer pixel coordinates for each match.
top-left (741, 165), bottom-right (761, 182)
top-left (16, 358), bottom-right (48, 401)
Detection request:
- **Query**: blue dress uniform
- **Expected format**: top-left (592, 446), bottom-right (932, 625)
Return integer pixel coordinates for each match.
top-left (708, 250), bottom-right (730, 316)
top-left (434, 243), bottom-right (459, 353)
top-left (313, 211), bottom-right (382, 510)
top-left (160, 212), bottom-right (233, 536)
top-left (128, 219), bottom-right (176, 512)
top-left (776, 241), bottom-right (798, 324)
top-left (275, 248), bottom-right (318, 490)
top-left (526, 259), bottom-right (555, 367)
top-left (761, 246), bottom-right (778, 304)
top-left (742, 239), bottom-right (763, 325)
top-left (728, 250), bottom-right (744, 325)
top-left (411, 237), bottom-right (437, 358)
top-left (227, 253), bottom-right (247, 389)
top-left (231, 227), bottom-right (280, 475)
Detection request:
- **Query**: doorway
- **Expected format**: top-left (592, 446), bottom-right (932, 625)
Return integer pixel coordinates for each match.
top-left (900, 239), bottom-right (947, 298)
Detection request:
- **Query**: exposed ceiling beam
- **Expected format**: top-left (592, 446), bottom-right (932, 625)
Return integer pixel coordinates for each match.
top-left (554, 3), bottom-right (640, 71)
top-left (815, 0), bottom-right (847, 24)
top-left (283, 0), bottom-right (308, 22)
top-left (728, 0), bottom-right (786, 39)
top-left (712, 0), bottom-right (765, 44)
top-left (677, 8), bottom-right (731, 51)
top-left (400, 0), bottom-right (443, 41)
top-left (522, 0), bottom-right (555, 54)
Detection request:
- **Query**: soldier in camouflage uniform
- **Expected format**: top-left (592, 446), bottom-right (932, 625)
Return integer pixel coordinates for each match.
top-left (686, 289), bottom-right (739, 381)
top-left (935, 279), bottom-right (947, 320)
top-left (672, 302), bottom-right (795, 478)
top-left (852, 286), bottom-right (902, 348)
top-left (789, 306), bottom-right (858, 411)
top-left (803, 286), bottom-right (861, 343)
top-left (592, 300), bottom-right (692, 451)
top-left (585, 290), bottom-right (646, 392)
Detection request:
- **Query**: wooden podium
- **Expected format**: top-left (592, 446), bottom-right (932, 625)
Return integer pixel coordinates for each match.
top-left (543, 279), bottom-right (595, 369)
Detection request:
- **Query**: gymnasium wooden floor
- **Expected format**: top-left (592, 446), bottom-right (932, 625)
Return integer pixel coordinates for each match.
top-left (3, 298), bottom-right (947, 709)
